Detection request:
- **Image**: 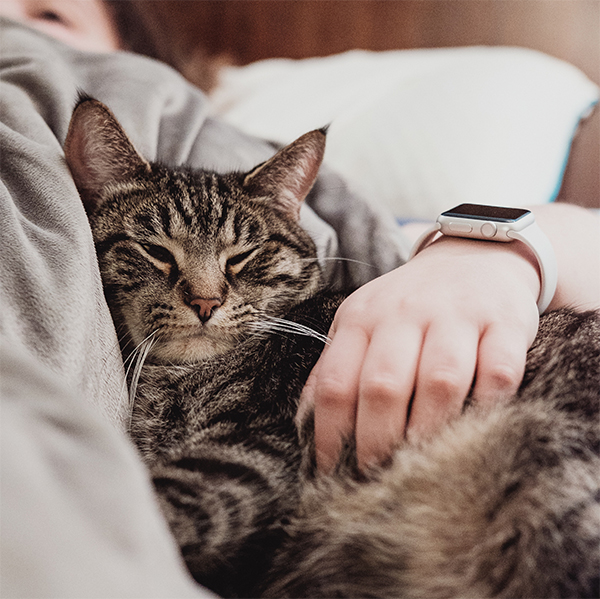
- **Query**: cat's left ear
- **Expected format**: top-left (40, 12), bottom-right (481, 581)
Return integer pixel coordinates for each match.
top-left (64, 96), bottom-right (151, 215)
top-left (243, 128), bottom-right (326, 221)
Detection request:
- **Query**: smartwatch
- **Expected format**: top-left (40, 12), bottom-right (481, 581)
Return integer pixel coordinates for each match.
top-left (409, 203), bottom-right (557, 314)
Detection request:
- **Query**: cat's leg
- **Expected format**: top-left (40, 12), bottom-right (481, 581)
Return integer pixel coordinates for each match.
top-left (150, 433), bottom-right (301, 598)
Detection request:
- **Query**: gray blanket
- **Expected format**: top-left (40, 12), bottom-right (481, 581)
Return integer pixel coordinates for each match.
top-left (0, 19), bottom-right (405, 598)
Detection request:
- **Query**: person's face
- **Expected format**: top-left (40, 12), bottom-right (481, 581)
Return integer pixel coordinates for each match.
top-left (0, 0), bottom-right (120, 52)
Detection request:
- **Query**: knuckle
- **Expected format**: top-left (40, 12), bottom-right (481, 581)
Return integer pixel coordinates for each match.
top-left (487, 363), bottom-right (521, 392)
top-left (336, 286), bottom-right (380, 323)
top-left (360, 375), bottom-right (404, 406)
top-left (336, 300), bottom-right (369, 326)
top-left (424, 370), bottom-right (464, 403)
top-left (317, 375), bottom-right (352, 408)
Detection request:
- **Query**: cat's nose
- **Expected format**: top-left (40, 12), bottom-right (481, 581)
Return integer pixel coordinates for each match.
top-left (189, 297), bottom-right (222, 323)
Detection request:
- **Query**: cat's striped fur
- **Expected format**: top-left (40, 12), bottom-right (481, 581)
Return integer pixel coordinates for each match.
top-left (66, 98), bottom-right (599, 598)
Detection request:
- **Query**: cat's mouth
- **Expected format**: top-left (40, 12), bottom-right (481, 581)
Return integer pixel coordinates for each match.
top-left (149, 325), bottom-right (238, 363)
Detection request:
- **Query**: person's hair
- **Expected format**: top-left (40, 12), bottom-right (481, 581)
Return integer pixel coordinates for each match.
top-left (103, 1), bottom-right (160, 58)
top-left (102, 1), bottom-right (220, 92)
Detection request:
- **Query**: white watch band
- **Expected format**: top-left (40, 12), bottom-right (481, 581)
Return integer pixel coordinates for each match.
top-left (508, 220), bottom-right (557, 314)
top-left (409, 217), bottom-right (557, 314)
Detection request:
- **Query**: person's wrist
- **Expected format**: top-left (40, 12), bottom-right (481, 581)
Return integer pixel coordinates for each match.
top-left (413, 235), bottom-right (542, 305)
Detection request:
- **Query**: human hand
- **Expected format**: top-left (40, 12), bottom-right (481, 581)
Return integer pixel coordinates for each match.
top-left (298, 236), bottom-right (542, 472)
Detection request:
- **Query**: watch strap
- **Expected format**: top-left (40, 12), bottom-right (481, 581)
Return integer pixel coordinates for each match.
top-left (408, 223), bottom-right (441, 261)
top-left (508, 221), bottom-right (557, 314)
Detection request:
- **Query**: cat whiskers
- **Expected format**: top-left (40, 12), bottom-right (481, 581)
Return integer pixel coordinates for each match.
top-left (122, 329), bottom-right (159, 428)
top-left (249, 316), bottom-right (331, 346)
top-left (321, 256), bottom-right (378, 269)
top-left (299, 256), bottom-right (378, 270)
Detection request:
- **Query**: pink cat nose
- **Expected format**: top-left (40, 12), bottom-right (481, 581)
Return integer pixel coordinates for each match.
top-left (189, 297), bottom-right (222, 323)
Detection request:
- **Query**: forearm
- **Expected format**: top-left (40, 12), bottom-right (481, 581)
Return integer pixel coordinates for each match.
top-left (530, 204), bottom-right (600, 311)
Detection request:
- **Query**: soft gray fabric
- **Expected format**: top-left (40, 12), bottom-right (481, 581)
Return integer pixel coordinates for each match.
top-left (0, 18), bottom-right (405, 598)
top-left (1, 345), bottom-right (213, 599)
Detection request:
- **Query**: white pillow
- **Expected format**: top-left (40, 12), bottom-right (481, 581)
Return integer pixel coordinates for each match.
top-left (210, 46), bottom-right (598, 220)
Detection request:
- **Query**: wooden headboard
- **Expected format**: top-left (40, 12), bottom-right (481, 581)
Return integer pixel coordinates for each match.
top-left (140, 0), bottom-right (599, 208)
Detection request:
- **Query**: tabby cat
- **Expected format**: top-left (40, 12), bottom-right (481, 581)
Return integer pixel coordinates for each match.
top-left (65, 97), bottom-right (599, 598)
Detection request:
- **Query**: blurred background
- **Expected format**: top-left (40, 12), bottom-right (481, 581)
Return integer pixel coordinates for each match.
top-left (124, 0), bottom-right (599, 207)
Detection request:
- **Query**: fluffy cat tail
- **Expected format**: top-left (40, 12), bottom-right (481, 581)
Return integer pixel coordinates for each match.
top-left (265, 401), bottom-right (600, 598)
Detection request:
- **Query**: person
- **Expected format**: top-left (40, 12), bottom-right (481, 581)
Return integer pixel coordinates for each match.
top-left (1, 2), bottom-right (598, 596)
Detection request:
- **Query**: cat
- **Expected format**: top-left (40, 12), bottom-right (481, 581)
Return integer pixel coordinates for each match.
top-left (65, 97), bottom-right (600, 599)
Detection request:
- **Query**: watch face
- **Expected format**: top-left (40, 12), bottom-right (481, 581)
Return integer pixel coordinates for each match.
top-left (442, 204), bottom-right (530, 223)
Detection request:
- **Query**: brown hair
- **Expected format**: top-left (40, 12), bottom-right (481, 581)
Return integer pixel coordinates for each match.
top-left (102, 1), bottom-right (220, 92)
top-left (103, 1), bottom-right (159, 58)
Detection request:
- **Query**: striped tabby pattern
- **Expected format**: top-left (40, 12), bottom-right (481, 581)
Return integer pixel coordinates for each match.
top-left (66, 98), bottom-right (599, 598)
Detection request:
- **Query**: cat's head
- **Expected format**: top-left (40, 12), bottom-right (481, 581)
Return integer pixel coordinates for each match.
top-left (64, 97), bottom-right (325, 364)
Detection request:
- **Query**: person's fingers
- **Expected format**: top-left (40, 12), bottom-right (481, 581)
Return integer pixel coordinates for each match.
top-left (407, 320), bottom-right (479, 441)
top-left (472, 322), bottom-right (531, 406)
top-left (355, 322), bottom-right (422, 469)
top-left (311, 324), bottom-right (369, 472)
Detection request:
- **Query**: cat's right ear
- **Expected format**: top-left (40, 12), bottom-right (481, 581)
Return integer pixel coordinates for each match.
top-left (243, 128), bottom-right (327, 221)
top-left (64, 97), bottom-right (151, 215)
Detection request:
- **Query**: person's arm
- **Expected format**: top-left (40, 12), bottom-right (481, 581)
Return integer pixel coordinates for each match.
top-left (532, 204), bottom-right (600, 312)
top-left (299, 203), bottom-right (600, 472)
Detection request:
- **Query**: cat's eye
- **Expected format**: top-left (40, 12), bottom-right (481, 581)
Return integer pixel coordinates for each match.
top-left (226, 249), bottom-right (256, 273)
top-left (141, 244), bottom-right (175, 264)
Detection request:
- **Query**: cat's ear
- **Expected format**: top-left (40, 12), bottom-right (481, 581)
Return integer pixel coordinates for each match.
top-left (243, 128), bottom-right (326, 221)
top-left (64, 96), bottom-right (151, 215)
